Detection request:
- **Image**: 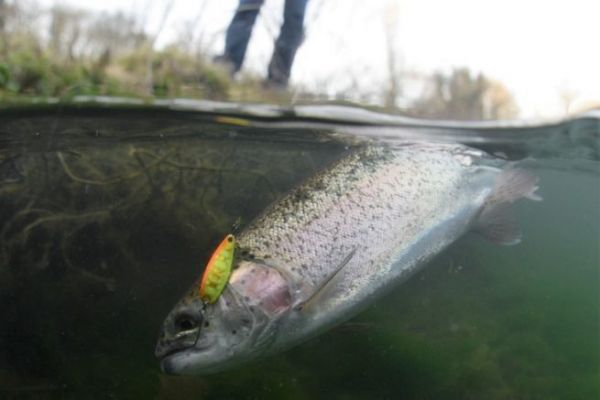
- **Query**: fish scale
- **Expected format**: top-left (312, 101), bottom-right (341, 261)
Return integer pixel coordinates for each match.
top-left (237, 144), bottom-right (493, 334)
top-left (156, 142), bottom-right (539, 374)
top-left (239, 147), bottom-right (466, 274)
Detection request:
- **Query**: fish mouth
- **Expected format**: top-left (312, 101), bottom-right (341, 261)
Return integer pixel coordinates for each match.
top-left (159, 346), bottom-right (191, 360)
top-left (157, 337), bottom-right (211, 359)
top-left (159, 345), bottom-right (214, 375)
top-left (157, 337), bottom-right (215, 373)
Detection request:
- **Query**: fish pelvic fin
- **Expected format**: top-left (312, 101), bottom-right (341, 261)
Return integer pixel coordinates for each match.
top-left (474, 168), bottom-right (541, 246)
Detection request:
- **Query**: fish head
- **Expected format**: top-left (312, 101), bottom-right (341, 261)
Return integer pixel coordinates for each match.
top-left (155, 284), bottom-right (257, 375)
top-left (155, 260), bottom-right (292, 374)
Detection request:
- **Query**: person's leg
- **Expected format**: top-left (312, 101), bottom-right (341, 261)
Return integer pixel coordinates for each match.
top-left (222, 0), bottom-right (265, 73)
top-left (267, 0), bottom-right (309, 87)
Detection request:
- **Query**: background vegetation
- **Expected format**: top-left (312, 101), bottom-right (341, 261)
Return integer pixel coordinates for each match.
top-left (0, 0), bottom-right (520, 120)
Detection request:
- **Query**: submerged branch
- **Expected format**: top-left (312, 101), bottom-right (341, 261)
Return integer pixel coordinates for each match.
top-left (1, 138), bottom-right (308, 295)
top-left (56, 150), bottom-right (174, 185)
top-left (61, 228), bottom-right (116, 291)
top-left (23, 210), bottom-right (111, 235)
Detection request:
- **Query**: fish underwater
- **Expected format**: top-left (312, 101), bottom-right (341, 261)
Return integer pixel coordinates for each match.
top-left (155, 142), bottom-right (541, 374)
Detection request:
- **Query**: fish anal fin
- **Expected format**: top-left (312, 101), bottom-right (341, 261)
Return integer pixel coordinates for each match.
top-left (474, 202), bottom-right (521, 245)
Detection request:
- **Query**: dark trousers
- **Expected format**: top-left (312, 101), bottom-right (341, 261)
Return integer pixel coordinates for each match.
top-left (224, 0), bottom-right (309, 85)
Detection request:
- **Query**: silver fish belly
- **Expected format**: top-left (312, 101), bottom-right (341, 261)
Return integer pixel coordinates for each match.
top-left (155, 142), bottom-right (539, 374)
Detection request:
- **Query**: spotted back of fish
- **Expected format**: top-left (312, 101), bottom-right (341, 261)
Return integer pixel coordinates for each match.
top-left (237, 144), bottom-right (494, 300)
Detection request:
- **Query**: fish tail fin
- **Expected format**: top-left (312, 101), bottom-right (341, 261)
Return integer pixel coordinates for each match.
top-left (474, 168), bottom-right (542, 246)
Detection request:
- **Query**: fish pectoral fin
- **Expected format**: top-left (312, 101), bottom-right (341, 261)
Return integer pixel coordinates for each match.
top-left (294, 248), bottom-right (356, 312)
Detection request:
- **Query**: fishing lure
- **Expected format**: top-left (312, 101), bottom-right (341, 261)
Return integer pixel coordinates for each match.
top-left (199, 234), bottom-right (236, 304)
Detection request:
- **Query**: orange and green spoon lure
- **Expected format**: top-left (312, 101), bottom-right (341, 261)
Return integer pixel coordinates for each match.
top-left (199, 234), bottom-right (236, 304)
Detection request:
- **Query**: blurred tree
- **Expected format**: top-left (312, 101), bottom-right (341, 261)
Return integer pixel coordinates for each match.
top-left (1, 0), bottom-right (40, 55)
top-left (558, 83), bottom-right (578, 115)
top-left (0, 0), bottom-right (5, 57)
top-left (383, 0), bottom-right (402, 110)
top-left (484, 78), bottom-right (519, 120)
top-left (47, 5), bottom-right (149, 64)
top-left (49, 5), bottom-right (87, 61)
top-left (411, 67), bottom-right (518, 120)
top-left (0, 0), bottom-right (5, 32)
top-left (84, 12), bottom-right (147, 63)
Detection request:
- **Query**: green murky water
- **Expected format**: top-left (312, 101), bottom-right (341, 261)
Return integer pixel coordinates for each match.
top-left (0, 104), bottom-right (598, 399)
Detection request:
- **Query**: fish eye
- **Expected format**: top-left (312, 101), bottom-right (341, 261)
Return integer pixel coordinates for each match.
top-left (174, 314), bottom-right (199, 332)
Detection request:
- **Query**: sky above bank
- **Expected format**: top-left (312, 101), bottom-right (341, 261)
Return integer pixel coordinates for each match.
top-left (38, 0), bottom-right (600, 119)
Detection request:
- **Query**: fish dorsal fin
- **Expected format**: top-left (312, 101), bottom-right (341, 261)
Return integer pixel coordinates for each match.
top-left (474, 168), bottom-right (541, 246)
top-left (294, 248), bottom-right (356, 312)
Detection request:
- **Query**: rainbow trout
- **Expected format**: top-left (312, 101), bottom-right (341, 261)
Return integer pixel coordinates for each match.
top-left (155, 143), bottom-right (540, 374)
